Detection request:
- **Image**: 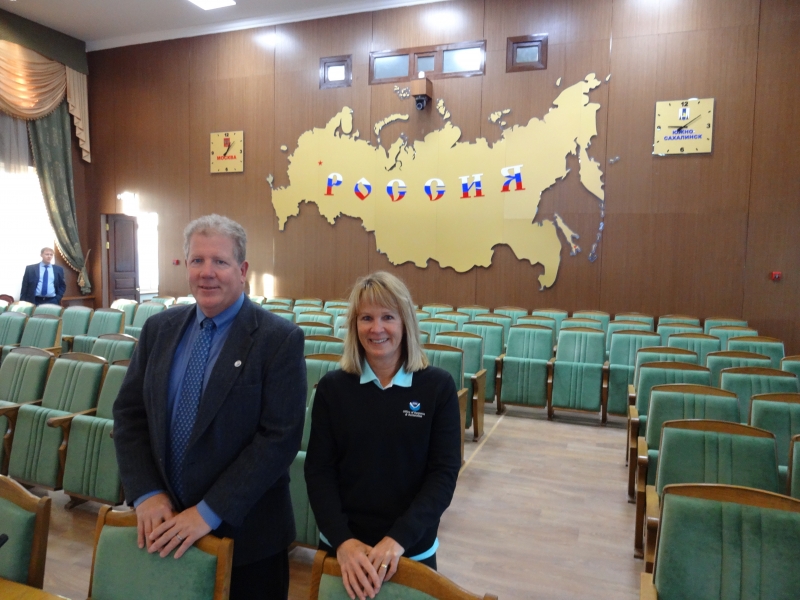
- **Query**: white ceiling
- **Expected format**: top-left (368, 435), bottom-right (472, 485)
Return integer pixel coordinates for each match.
top-left (3, 0), bottom-right (443, 51)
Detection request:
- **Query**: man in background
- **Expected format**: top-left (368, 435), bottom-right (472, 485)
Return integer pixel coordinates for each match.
top-left (113, 214), bottom-right (306, 599)
top-left (20, 247), bottom-right (66, 305)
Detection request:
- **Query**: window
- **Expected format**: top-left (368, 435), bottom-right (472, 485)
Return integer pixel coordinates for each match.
top-left (370, 40), bottom-right (485, 84)
top-left (506, 34), bottom-right (548, 73)
top-left (319, 55), bottom-right (352, 89)
top-left (0, 168), bottom-right (56, 299)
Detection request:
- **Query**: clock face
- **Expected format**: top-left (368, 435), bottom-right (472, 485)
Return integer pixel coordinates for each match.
top-left (210, 131), bottom-right (244, 173)
top-left (653, 98), bottom-right (714, 155)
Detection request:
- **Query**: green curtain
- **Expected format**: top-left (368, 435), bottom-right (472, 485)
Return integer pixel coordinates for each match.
top-left (27, 100), bottom-right (91, 294)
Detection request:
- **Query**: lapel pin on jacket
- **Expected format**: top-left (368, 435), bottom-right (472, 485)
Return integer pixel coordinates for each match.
top-left (234, 360), bottom-right (242, 367)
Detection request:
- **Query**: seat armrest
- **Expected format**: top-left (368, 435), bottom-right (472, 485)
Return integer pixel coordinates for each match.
top-left (546, 357), bottom-right (556, 419)
top-left (47, 407), bottom-right (97, 429)
top-left (637, 437), bottom-right (648, 464)
top-left (456, 388), bottom-right (467, 465)
top-left (628, 405), bottom-right (639, 420)
top-left (44, 346), bottom-right (62, 357)
top-left (645, 485), bottom-right (659, 521)
top-left (628, 383), bottom-right (636, 406)
top-left (601, 361), bottom-right (610, 424)
top-left (0, 399), bottom-right (42, 416)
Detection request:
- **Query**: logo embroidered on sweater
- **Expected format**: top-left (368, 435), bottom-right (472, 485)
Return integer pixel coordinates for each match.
top-left (403, 401), bottom-right (425, 418)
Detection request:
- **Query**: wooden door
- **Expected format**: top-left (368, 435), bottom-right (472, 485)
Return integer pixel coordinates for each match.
top-left (102, 214), bottom-right (139, 304)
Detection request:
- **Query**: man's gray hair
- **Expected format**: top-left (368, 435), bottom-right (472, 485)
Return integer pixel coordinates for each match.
top-left (183, 214), bottom-right (247, 264)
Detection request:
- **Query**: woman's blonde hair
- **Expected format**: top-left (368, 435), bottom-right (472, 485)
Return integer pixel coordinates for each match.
top-left (340, 271), bottom-right (428, 375)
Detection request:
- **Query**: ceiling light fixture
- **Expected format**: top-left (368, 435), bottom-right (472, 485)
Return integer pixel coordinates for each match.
top-left (187, 0), bottom-right (236, 10)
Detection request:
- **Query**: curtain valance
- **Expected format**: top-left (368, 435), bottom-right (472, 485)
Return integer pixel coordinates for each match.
top-left (0, 39), bottom-right (90, 162)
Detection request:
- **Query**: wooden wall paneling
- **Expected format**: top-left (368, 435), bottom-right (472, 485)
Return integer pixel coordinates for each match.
top-left (742, 2), bottom-right (800, 354)
top-left (612, 0), bottom-right (759, 40)
top-left (188, 28), bottom-right (276, 297)
top-left (370, 0), bottom-right (485, 51)
top-left (271, 14), bottom-right (373, 299)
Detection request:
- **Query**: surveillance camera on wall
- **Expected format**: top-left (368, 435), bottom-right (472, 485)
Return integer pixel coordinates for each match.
top-left (410, 75), bottom-right (432, 111)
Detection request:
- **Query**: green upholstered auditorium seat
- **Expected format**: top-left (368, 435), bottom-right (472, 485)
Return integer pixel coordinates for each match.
top-left (0, 311), bottom-right (28, 350)
top-left (303, 335), bottom-right (344, 357)
top-left (267, 308), bottom-right (296, 322)
top-left (573, 310), bottom-right (610, 333)
top-left (626, 362), bottom-right (710, 502)
top-left (656, 323), bottom-right (702, 346)
top-left (633, 386), bottom-right (739, 556)
top-left (60, 306), bottom-right (93, 352)
top-left (456, 305), bottom-right (489, 322)
top-left (560, 317), bottom-right (604, 332)
top-left (248, 295), bottom-right (265, 306)
top-left (607, 331), bottom-right (661, 417)
top-left (290, 389), bottom-right (320, 547)
top-left (791, 435), bottom-right (800, 499)
top-left (606, 320), bottom-right (651, 358)
top-left (309, 549), bottom-right (498, 600)
top-left (434, 331), bottom-right (486, 434)
top-left (323, 300), bottom-right (348, 310)
top-left (749, 392), bottom-right (800, 492)
top-left (494, 306), bottom-right (528, 325)
top-left (703, 316), bottom-right (747, 334)
top-left (632, 346), bottom-right (698, 389)
top-left (437, 311), bottom-right (470, 331)
top-left (642, 422), bottom-right (780, 571)
top-left (0, 348), bottom-right (53, 475)
top-left (614, 313), bottom-right (654, 330)
top-left (727, 336), bottom-right (785, 369)
top-left (423, 343), bottom-right (476, 445)
top-left (8, 353), bottom-right (106, 490)
top-left (0, 315), bottom-right (61, 364)
top-left (61, 363), bottom-right (129, 506)
top-left (531, 309), bottom-right (568, 336)
top-left (263, 301), bottom-right (289, 311)
top-left (474, 313), bottom-right (513, 349)
top-left (642, 484), bottom-right (800, 599)
top-left (298, 311), bottom-right (334, 325)
top-left (657, 314), bottom-right (700, 327)
top-left (706, 350), bottom-right (772, 386)
top-left (548, 328), bottom-right (608, 423)
top-left (175, 296), bottom-right (196, 305)
top-left (0, 474), bottom-right (51, 588)
top-left (517, 315), bottom-right (557, 344)
top-left (719, 366), bottom-right (798, 423)
top-left (150, 296), bottom-right (175, 307)
top-left (496, 325), bottom-right (553, 414)
top-left (9, 301), bottom-right (35, 316)
top-left (90, 334), bottom-right (137, 363)
top-left (305, 354), bottom-right (341, 406)
top-left (463, 321), bottom-right (504, 402)
top-left (420, 303), bottom-right (452, 317)
top-left (666, 332), bottom-right (721, 365)
top-left (323, 305), bottom-right (348, 322)
top-left (32, 303), bottom-right (64, 317)
top-left (415, 309), bottom-right (431, 321)
top-left (267, 297), bottom-right (293, 307)
top-left (89, 506), bottom-right (233, 600)
top-left (298, 322), bottom-right (334, 337)
top-left (781, 355), bottom-right (800, 379)
top-left (293, 304), bottom-right (321, 319)
top-left (296, 298), bottom-right (323, 307)
top-left (418, 318), bottom-right (457, 340)
top-left (110, 298), bottom-right (137, 326)
top-left (72, 309), bottom-right (125, 353)
top-left (707, 325), bottom-right (758, 350)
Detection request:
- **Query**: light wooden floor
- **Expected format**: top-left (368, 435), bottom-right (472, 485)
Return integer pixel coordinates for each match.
top-left (36, 405), bottom-right (641, 599)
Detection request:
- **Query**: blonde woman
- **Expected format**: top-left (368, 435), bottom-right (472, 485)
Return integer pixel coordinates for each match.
top-left (305, 272), bottom-right (461, 600)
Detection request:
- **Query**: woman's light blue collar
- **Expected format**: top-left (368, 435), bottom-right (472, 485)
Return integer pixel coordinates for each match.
top-left (360, 359), bottom-right (413, 390)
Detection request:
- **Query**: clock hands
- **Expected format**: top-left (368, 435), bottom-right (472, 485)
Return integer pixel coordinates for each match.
top-left (669, 115), bottom-right (701, 131)
top-left (223, 140), bottom-right (235, 156)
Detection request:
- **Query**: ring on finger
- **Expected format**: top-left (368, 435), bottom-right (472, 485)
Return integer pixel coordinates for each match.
top-left (380, 563), bottom-right (388, 570)
top-left (176, 534), bottom-right (185, 542)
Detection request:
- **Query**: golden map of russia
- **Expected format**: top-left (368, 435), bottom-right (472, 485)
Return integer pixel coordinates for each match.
top-left (272, 74), bottom-right (605, 289)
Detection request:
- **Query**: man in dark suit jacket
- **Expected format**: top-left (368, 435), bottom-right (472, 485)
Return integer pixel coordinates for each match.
top-left (20, 247), bottom-right (66, 305)
top-left (113, 215), bottom-right (306, 600)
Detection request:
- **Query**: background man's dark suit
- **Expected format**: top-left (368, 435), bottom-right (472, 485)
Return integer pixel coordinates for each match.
top-left (20, 262), bottom-right (66, 304)
top-left (113, 298), bottom-right (307, 564)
